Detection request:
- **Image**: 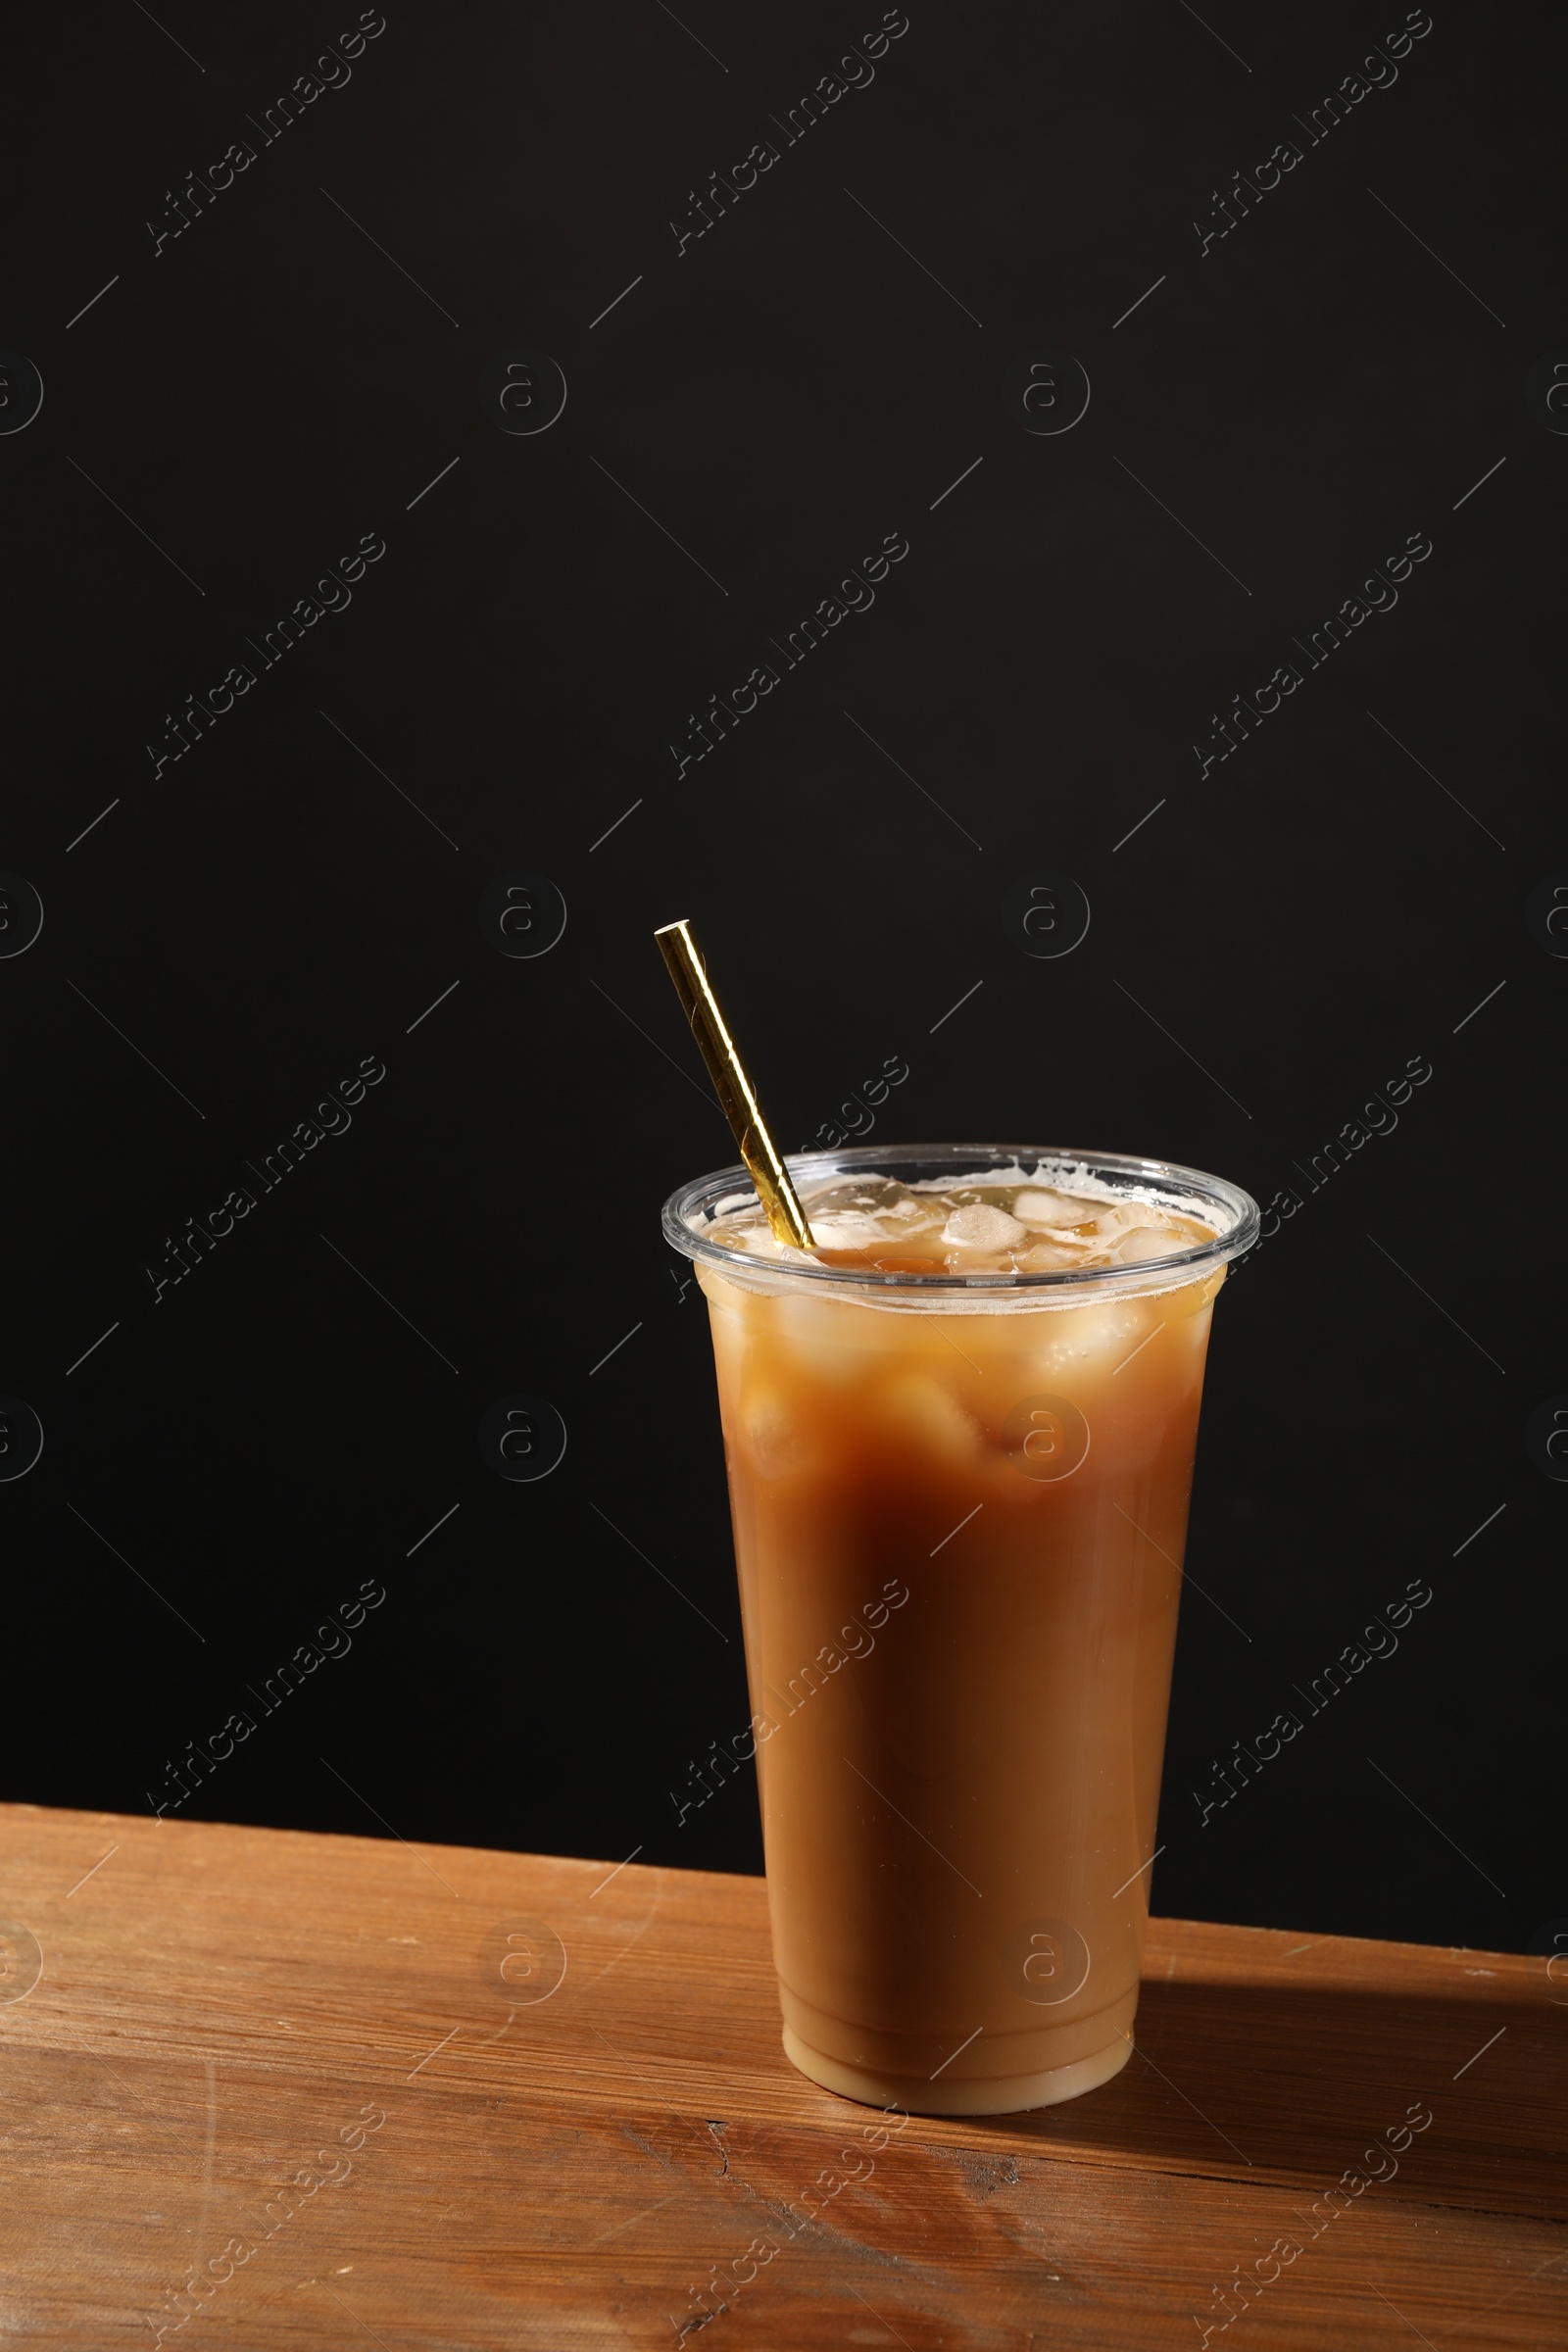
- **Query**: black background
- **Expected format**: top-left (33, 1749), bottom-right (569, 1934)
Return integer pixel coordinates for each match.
top-left (3, 0), bottom-right (1562, 1954)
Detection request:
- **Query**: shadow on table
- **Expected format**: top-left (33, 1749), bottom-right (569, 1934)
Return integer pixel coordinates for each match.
top-left (986, 1972), bottom-right (1565, 2217)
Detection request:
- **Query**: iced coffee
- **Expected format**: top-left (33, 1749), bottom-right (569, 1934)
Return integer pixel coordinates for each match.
top-left (664, 1145), bottom-right (1256, 2116)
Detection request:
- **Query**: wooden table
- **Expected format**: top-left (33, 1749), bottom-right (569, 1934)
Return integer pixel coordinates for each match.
top-left (1, 1803), bottom-right (1561, 2348)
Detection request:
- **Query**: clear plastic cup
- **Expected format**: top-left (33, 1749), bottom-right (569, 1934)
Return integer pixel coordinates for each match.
top-left (663, 1144), bottom-right (1258, 2116)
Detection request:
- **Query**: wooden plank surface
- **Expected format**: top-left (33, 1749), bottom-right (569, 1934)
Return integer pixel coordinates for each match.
top-left (0, 1801), bottom-right (1562, 2348)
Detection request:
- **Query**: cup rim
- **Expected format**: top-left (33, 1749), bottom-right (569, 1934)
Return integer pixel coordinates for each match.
top-left (662, 1142), bottom-right (1260, 1298)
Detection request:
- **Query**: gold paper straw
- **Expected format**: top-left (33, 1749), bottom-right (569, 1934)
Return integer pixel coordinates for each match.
top-left (655, 919), bottom-right (814, 1251)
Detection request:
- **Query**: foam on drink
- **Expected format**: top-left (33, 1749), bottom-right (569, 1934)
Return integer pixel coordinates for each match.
top-left (709, 1167), bottom-right (1216, 1278)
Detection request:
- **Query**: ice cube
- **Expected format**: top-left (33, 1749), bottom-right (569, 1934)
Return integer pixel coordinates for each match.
top-left (885, 1195), bottom-right (942, 1228)
top-left (809, 1212), bottom-right (889, 1253)
top-left (777, 1291), bottom-right (879, 1383)
top-left (1098, 1201), bottom-right (1173, 1234)
top-left (1017, 1239), bottom-right (1088, 1270)
top-left (1034, 1300), bottom-right (1148, 1376)
top-left (739, 1383), bottom-right (817, 1478)
top-left (880, 1374), bottom-right (980, 1466)
top-left (942, 1203), bottom-right (1028, 1250)
top-left (1014, 1189), bottom-right (1098, 1228)
top-left (1115, 1226), bottom-right (1176, 1263)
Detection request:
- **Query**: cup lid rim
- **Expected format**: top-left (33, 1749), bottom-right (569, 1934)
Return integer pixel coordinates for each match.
top-left (661, 1141), bottom-right (1261, 1297)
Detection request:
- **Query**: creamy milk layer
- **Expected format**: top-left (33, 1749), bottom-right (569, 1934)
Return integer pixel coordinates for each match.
top-left (709, 1171), bottom-right (1216, 1276)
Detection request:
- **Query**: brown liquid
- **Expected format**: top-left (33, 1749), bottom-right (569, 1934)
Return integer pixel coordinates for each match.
top-left (699, 1177), bottom-right (1223, 2113)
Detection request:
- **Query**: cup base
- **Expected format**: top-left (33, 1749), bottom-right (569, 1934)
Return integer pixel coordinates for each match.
top-left (780, 2022), bottom-right (1133, 2117)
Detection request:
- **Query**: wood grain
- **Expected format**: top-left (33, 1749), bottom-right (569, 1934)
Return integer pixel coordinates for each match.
top-left (0, 1802), bottom-right (1561, 2348)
